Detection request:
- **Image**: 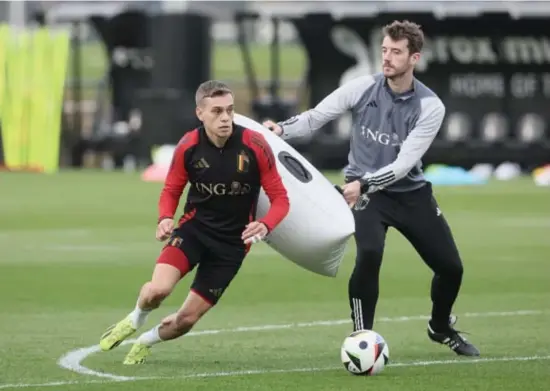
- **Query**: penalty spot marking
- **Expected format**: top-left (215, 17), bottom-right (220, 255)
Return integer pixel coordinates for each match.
top-left (55, 309), bottom-right (545, 381)
top-left (1, 355), bottom-right (550, 389)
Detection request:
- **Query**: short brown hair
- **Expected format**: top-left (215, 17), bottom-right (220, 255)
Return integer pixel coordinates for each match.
top-left (195, 80), bottom-right (233, 105)
top-left (382, 20), bottom-right (424, 54)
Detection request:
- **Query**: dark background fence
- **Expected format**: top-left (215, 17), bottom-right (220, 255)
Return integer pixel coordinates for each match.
top-left (2, 1), bottom-right (549, 171)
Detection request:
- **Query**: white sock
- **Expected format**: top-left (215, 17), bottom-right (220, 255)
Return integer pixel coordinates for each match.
top-left (128, 300), bottom-right (152, 329)
top-left (137, 325), bottom-right (163, 347)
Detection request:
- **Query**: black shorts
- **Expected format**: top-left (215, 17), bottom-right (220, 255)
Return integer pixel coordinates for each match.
top-left (156, 220), bottom-right (248, 305)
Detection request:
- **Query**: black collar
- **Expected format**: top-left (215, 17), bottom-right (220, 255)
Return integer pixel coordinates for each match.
top-left (199, 123), bottom-right (243, 149)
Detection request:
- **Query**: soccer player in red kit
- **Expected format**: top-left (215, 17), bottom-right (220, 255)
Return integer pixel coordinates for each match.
top-left (99, 80), bottom-right (290, 365)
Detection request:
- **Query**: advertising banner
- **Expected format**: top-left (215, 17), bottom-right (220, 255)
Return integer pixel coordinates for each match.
top-left (291, 13), bottom-right (550, 169)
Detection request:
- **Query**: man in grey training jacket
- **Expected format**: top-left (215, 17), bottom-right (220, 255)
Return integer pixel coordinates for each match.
top-left (264, 20), bottom-right (479, 357)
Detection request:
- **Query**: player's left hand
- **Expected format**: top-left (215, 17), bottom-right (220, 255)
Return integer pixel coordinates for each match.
top-left (342, 180), bottom-right (361, 208)
top-left (242, 221), bottom-right (268, 244)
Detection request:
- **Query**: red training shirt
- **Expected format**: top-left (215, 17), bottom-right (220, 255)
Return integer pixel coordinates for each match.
top-left (158, 124), bottom-right (290, 243)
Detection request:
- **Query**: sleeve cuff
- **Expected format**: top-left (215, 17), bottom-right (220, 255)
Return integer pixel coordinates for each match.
top-left (258, 220), bottom-right (272, 234)
top-left (278, 123), bottom-right (291, 140)
top-left (358, 178), bottom-right (370, 193)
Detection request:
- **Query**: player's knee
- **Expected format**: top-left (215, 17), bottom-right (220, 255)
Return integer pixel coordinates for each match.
top-left (349, 247), bottom-right (383, 288)
top-left (142, 282), bottom-right (172, 304)
top-left (439, 257), bottom-right (464, 280)
top-left (355, 246), bottom-right (384, 272)
top-left (448, 259), bottom-right (464, 279)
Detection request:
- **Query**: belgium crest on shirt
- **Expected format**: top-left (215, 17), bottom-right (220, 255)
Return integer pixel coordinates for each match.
top-left (237, 150), bottom-right (249, 173)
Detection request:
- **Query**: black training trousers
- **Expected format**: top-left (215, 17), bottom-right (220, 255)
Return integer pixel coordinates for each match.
top-left (348, 182), bottom-right (464, 331)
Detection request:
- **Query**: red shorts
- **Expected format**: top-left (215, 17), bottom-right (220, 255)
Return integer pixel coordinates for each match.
top-left (157, 220), bottom-right (248, 305)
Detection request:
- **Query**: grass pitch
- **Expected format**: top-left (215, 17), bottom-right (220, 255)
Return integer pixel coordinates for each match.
top-left (0, 171), bottom-right (549, 390)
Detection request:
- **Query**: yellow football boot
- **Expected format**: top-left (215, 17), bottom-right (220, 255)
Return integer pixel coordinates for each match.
top-left (123, 342), bottom-right (151, 365)
top-left (99, 317), bottom-right (136, 351)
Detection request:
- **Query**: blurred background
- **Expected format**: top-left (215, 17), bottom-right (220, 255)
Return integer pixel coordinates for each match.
top-left (1, 4), bottom-right (549, 389)
top-left (0, 0), bottom-right (549, 184)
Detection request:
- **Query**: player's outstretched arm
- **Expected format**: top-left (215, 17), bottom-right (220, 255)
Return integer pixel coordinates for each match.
top-left (248, 132), bottom-right (290, 234)
top-left (360, 97), bottom-right (446, 192)
top-left (157, 137), bottom-right (191, 225)
top-left (264, 75), bottom-right (375, 140)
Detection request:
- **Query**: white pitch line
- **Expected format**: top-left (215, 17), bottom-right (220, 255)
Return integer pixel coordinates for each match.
top-left (56, 309), bottom-right (546, 381)
top-left (2, 355), bottom-right (550, 390)
top-left (58, 340), bottom-right (137, 381)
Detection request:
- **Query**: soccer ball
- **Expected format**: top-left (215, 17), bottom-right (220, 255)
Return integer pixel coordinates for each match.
top-left (340, 330), bottom-right (390, 375)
